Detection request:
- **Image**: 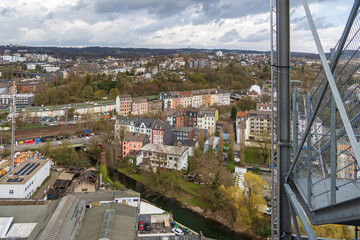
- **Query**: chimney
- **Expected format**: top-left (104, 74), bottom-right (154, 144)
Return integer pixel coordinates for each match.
top-left (100, 152), bottom-right (105, 166)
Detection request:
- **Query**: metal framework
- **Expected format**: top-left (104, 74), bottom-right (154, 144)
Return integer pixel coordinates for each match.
top-left (270, 0), bottom-right (278, 239)
top-left (273, 0), bottom-right (360, 239)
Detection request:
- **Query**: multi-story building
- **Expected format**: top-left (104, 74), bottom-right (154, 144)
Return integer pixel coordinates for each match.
top-left (160, 88), bottom-right (229, 111)
top-left (191, 90), bottom-right (202, 108)
top-left (166, 108), bottom-right (218, 134)
top-left (122, 132), bottom-right (150, 160)
top-left (197, 108), bottom-right (219, 134)
top-left (180, 91), bottom-right (192, 108)
top-left (0, 160), bottom-right (50, 198)
top-left (173, 127), bottom-right (194, 143)
top-left (184, 108), bottom-right (199, 128)
top-left (139, 144), bottom-right (189, 171)
top-left (201, 93), bottom-right (211, 107)
top-left (0, 94), bottom-right (34, 108)
top-left (116, 94), bottom-right (132, 115)
top-left (131, 99), bottom-right (148, 115)
top-left (210, 93), bottom-right (219, 106)
top-left (218, 91), bottom-right (231, 105)
top-left (152, 120), bottom-right (173, 145)
top-left (236, 111), bottom-right (249, 144)
top-left (115, 117), bottom-right (155, 142)
top-left (244, 110), bottom-right (272, 141)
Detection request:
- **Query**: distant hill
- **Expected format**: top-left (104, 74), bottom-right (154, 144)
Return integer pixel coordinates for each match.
top-left (0, 45), bottom-right (320, 59)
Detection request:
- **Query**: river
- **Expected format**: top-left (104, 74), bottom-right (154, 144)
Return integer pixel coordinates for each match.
top-left (110, 170), bottom-right (250, 240)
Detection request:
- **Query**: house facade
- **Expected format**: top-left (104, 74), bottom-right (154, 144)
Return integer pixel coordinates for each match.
top-left (122, 132), bottom-right (150, 160)
top-left (116, 94), bottom-right (133, 115)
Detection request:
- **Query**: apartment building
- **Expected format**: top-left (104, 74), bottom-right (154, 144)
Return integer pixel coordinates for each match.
top-left (122, 132), bottom-right (150, 160)
top-left (115, 117), bottom-right (155, 142)
top-left (244, 110), bottom-right (272, 141)
top-left (160, 88), bottom-right (230, 111)
top-left (197, 108), bottom-right (219, 134)
top-left (152, 120), bottom-right (173, 145)
top-left (116, 94), bottom-right (132, 115)
top-left (131, 99), bottom-right (148, 115)
top-left (0, 94), bottom-right (34, 108)
top-left (184, 108), bottom-right (199, 128)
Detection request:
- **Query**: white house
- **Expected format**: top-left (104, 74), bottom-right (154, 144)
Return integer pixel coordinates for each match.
top-left (0, 160), bottom-right (50, 198)
top-left (139, 144), bottom-right (189, 171)
top-left (249, 85), bottom-right (262, 95)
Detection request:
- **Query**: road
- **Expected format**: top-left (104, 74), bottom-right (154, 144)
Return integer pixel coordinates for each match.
top-left (2, 136), bottom-right (100, 152)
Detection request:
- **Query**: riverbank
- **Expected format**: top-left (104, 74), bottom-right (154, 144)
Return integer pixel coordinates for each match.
top-left (116, 167), bottom-right (263, 240)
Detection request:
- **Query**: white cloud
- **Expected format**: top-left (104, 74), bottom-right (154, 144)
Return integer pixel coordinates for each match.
top-left (0, 0), bottom-right (355, 52)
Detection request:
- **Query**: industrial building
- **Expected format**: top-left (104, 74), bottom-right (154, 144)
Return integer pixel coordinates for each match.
top-left (0, 160), bottom-right (50, 198)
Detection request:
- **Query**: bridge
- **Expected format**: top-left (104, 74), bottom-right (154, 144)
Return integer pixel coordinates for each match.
top-left (271, 0), bottom-right (360, 239)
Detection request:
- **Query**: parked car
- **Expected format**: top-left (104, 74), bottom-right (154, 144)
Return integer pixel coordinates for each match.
top-left (145, 222), bottom-right (151, 231)
top-left (138, 221), bottom-right (144, 231)
top-left (172, 228), bottom-right (184, 235)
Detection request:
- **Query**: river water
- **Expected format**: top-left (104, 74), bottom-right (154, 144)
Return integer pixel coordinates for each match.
top-left (110, 170), bottom-right (250, 240)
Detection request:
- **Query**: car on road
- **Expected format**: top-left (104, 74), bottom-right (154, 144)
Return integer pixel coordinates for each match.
top-left (83, 136), bottom-right (91, 141)
top-left (138, 221), bottom-right (144, 231)
top-left (172, 228), bottom-right (184, 235)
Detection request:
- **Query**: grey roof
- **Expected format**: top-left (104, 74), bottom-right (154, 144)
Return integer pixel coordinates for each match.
top-left (174, 127), bottom-right (193, 133)
top-left (77, 202), bottom-right (138, 240)
top-left (153, 120), bottom-right (169, 130)
top-left (73, 189), bottom-right (140, 204)
top-left (123, 132), bottom-right (149, 143)
top-left (0, 205), bottom-right (48, 223)
top-left (141, 144), bottom-right (188, 156)
top-left (134, 118), bottom-right (156, 128)
top-left (29, 195), bottom-right (86, 240)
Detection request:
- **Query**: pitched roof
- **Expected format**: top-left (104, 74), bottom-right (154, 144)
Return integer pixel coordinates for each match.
top-left (123, 132), bottom-right (148, 143)
top-left (237, 111), bottom-right (249, 118)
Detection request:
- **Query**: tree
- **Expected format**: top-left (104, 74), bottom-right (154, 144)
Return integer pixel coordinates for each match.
top-left (237, 97), bottom-right (256, 111)
top-left (94, 89), bottom-right (106, 99)
top-left (230, 106), bottom-right (238, 121)
top-left (82, 85), bottom-right (94, 99)
top-left (219, 172), bottom-right (267, 233)
top-left (109, 88), bottom-right (120, 99)
top-left (66, 107), bottom-right (76, 120)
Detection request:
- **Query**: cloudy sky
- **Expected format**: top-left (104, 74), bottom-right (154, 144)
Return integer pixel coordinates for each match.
top-left (0, 0), bottom-right (354, 53)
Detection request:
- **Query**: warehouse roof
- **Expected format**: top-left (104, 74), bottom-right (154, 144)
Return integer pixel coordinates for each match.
top-left (77, 202), bottom-right (137, 240)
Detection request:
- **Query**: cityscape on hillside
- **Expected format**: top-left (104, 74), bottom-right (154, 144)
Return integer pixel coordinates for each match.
top-left (0, 1), bottom-right (359, 240)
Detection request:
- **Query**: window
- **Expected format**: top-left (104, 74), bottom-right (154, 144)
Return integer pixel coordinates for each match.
top-left (9, 189), bottom-right (14, 195)
top-left (133, 199), bottom-right (139, 202)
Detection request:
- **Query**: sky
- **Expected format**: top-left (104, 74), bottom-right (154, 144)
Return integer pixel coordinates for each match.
top-left (0, 0), bottom-right (354, 53)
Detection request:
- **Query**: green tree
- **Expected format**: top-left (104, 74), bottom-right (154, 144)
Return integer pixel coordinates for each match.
top-left (94, 89), bottom-right (106, 99)
top-left (237, 97), bottom-right (256, 111)
top-left (230, 106), bottom-right (238, 120)
top-left (82, 85), bottom-right (94, 99)
top-left (109, 88), bottom-right (120, 99)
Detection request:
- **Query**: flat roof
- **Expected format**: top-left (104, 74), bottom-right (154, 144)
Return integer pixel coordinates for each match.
top-left (140, 201), bottom-right (166, 215)
top-left (0, 205), bottom-right (48, 223)
top-left (0, 160), bottom-right (49, 185)
top-left (73, 189), bottom-right (140, 203)
top-left (0, 217), bottom-right (13, 238)
top-left (141, 144), bottom-right (188, 156)
top-left (6, 223), bottom-right (37, 238)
